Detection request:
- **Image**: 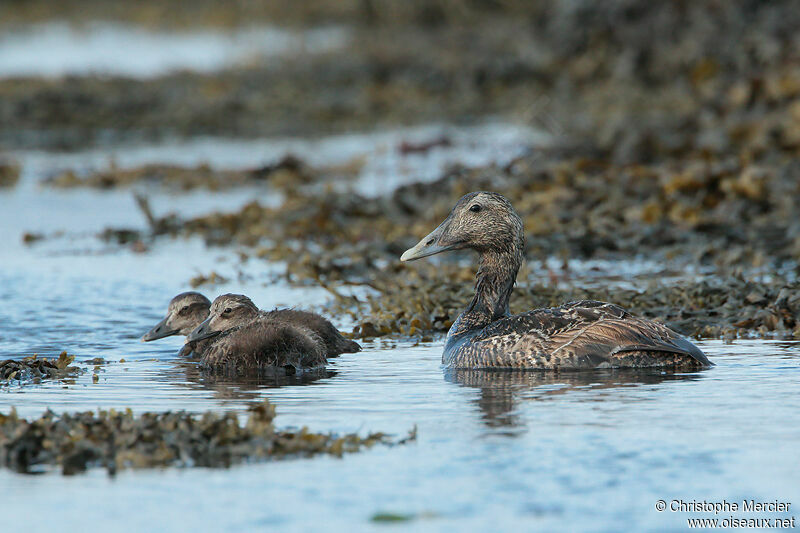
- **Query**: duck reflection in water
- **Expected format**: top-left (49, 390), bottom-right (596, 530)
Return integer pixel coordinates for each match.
top-left (444, 368), bottom-right (707, 430)
top-left (158, 358), bottom-right (336, 402)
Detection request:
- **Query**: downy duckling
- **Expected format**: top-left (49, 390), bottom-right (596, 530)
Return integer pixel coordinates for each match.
top-left (401, 191), bottom-right (712, 370)
top-left (187, 294), bottom-right (346, 374)
top-left (141, 292), bottom-right (211, 357)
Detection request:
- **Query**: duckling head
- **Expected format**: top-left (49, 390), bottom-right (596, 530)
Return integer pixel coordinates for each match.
top-left (401, 191), bottom-right (523, 262)
top-left (187, 293), bottom-right (260, 342)
top-left (142, 291), bottom-right (211, 342)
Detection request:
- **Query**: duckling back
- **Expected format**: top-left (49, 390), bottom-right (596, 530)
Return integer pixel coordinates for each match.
top-left (265, 309), bottom-right (360, 356)
top-left (200, 319), bottom-right (327, 375)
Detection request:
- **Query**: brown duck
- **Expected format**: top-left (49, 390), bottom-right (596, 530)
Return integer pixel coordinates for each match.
top-left (187, 294), bottom-right (359, 374)
top-left (401, 191), bottom-right (712, 370)
top-left (141, 292), bottom-right (212, 357)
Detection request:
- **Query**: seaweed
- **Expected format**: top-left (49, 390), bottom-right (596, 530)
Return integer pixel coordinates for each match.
top-left (0, 352), bottom-right (80, 384)
top-left (0, 160), bottom-right (20, 188)
top-left (330, 268), bottom-right (800, 340)
top-left (42, 155), bottom-right (341, 191)
top-left (0, 400), bottom-right (413, 475)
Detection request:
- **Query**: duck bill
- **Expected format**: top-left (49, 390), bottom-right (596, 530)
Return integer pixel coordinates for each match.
top-left (141, 316), bottom-right (178, 342)
top-left (186, 317), bottom-right (221, 343)
top-left (400, 218), bottom-right (459, 262)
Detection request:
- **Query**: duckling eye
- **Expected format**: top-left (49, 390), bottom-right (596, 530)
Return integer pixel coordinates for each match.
top-left (469, 204), bottom-right (482, 213)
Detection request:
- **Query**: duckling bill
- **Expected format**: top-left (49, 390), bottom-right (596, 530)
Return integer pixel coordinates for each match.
top-left (401, 191), bottom-right (712, 370)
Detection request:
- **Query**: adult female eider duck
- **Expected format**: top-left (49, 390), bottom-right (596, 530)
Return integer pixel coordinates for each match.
top-left (186, 294), bottom-right (357, 374)
top-left (400, 192), bottom-right (711, 370)
top-left (141, 292), bottom-right (212, 357)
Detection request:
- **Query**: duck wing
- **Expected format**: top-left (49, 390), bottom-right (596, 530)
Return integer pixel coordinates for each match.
top-left (456, 300), bottom-right (710, 369)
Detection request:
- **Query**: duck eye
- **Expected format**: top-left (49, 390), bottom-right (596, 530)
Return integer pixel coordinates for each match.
top-left (469, 204), bottom-right (482, 213)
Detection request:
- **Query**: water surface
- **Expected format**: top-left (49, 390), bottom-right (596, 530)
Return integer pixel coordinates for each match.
top-left (2, 336), bottom-right (798, 532)
top-left (0, 22), bottom-right (348, 78)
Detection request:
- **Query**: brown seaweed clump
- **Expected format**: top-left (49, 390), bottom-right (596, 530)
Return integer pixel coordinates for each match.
top-left (0, 352), bottom-right (79, 384)
top-left (44, 155), bottom-right (359, 192)
top-left (333, 266), bottom-right (800, 341)
top-left (170, 151), bottom-right (800, 273)
top-left (0, 400), bottom-right (411, 476)
top-left (0, 160), bottom-right (20, 188)
top-left (189, 271), bottom-right (230, 288)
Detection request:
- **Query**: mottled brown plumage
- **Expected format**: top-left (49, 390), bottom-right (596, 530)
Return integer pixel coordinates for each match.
top-left (401, 192), bottom-right (711, 370)
top-left (186, 294), bottom-right (355, 375)
top-left (141, 291), bottom-right (212, 357)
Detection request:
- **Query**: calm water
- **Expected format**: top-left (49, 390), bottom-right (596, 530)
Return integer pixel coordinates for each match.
top-left (2, 128), bottom-right (799, 532)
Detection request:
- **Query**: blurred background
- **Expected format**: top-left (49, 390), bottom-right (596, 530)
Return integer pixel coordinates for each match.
top-left (1, 0), bottom-right (798, 336)
top-left (1, 2), bottom-right (799, 531)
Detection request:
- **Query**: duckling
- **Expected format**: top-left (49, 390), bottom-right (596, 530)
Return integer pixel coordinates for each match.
top-left (186, 294), bottom-right (333, 374)
top-left (141, 292), bottom-right (211, 357)
top-left (186, 293), bottom-right (359, 357)
top-left (401, 191), bottom-right (712, 370)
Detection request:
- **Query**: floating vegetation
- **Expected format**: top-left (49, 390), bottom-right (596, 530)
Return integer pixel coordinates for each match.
top-left (370, 513), bottom-right (415, 523)
top-left (21, 232), bottom-right (44, 245)
top-left (43, 155), bottom-right (347, 191)
top-left (329, 269), bottom-right (800, 341)
top-left (370, 510), bottom-right (437, 524)
top-left (0, 400), bottom-right (411, 475)
top-left (103, 156), bottom-right (797, 342)
top-left (98, 227), bottom-right (144, 245)
top-left (0, 159), bottom-right (20, 188)
top-left (161, 145), bottom-right (799, 271)
top-left (0, 352), bottom-right (80, 384)
top-left (189, 271), bottom-right (230, 288)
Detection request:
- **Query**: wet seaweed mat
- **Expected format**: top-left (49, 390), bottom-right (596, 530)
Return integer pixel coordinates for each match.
top-left (0, 400), bottom-right (412, 476)
top-left (0, 352), bottom-right (80, 384)
top-left (336, 272), bottom-right (800, 341)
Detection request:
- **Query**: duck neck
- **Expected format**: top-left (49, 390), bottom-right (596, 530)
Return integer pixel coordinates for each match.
top-left (459, 247), bottom-right (522, 330)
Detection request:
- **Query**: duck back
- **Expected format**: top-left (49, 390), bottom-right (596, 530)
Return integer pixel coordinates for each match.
top-left (445, 300), bottom-right (710, 370)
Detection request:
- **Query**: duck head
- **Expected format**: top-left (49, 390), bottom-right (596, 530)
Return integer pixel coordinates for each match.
top-left (142, 292), bottom-right (211, 342)
top-left (187, 293), bottom-right (260, 342)
top-left (401, 191), bottom-right (524, 261)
